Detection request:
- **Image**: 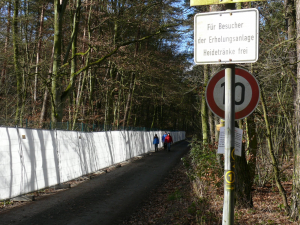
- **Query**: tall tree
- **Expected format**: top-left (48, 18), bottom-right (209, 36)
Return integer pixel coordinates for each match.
top-left (13, 0), bottom-right (22, 125)
top-left (34, 3), bottom-right (45, 103)
top-left (261, 87), bottom-right (290, 213)
top-left (291, 0), bottom-right (300, 220)
top-left (51, 0), bottom-right (67, 126)
top-left (1, 1), bottom-right (11, 87)
top-left (201, 65), bottom-right (209, 144)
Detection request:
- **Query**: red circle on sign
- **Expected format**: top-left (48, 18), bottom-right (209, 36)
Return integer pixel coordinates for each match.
top-left (205, 68), bottom-right (260, 120)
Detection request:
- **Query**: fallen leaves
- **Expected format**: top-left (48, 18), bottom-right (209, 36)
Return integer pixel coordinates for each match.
top-left (122, 153), bottom-right (297, 225)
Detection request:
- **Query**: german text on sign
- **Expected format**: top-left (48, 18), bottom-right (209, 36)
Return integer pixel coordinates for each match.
top-left (194, 9), bottom-right (259, 64)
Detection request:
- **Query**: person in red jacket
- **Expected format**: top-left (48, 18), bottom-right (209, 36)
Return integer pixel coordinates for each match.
top-left (164, 133), bottom-right (173, 152)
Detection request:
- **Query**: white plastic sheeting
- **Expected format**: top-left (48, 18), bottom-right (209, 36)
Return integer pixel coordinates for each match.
top-left (0, 128), bottom-right (185, 200)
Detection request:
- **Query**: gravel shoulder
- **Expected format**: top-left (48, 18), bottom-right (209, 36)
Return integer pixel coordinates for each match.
top-left (0, 140), bottom-right (190, 225)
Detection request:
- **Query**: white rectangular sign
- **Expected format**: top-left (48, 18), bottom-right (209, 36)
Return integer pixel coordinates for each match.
top-left (194, 8), bottom-right (259, 64)
top-left (217, 127), bottom-right (243, 156)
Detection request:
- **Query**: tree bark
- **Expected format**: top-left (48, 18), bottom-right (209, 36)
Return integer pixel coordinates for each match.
top-left (70, 0), bottom-right (81, 93)
top-left (13, 0), bottom-right (22, 126)
top-left (126, 76), bottom-right (136, 127)
top-left (208, 110), bottom-right (214, 144)
top-left (291, 0), bottom-right (300, 220)
top-left (51, 0), bottom-right (67, 126)
top-left (123, 72), bottom-right (135, 127)
top-left (1, 1), bottom-right (11, 87)
top-left (245, 114), bottom-right (257, 186)
top-left (285, 0), bottom-right (297, 95)
top-left (39, 47), bottom-right (54, 128)
top-left (34, 4), bottom-right (45, 103)
top-left (201, 65), bottom-right (209, 144)
top-left (72, 68), bottom-right (88, 130)
top-left (261, 88), bottom-right (290, 214)
top-left (235, 120), bottom-right (253, 208)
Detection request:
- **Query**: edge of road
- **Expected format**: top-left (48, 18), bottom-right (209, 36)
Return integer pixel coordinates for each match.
top-left (0, 139), bottom-right (190, 212)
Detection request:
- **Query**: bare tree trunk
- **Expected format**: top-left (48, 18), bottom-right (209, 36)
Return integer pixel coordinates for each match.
top-left (291, 0), bottom-right (300, 220)
top-left (40, 89), bottom-right (49, 128)
top-left (51, 0), bottom-right (67, 126)
top-left (13, 0), bottom-right (22, 126)
top-left (201, 65), bottom-right (209, 144)
top-left (72, 69), bottom-right (88, 129)
top-left (70, 0), bottom-right (81, 92)
top-left (34, 4), bottom-right (45, 103)
top-left (208, 111), bottom-right (214, 144)
top-left (285, 0), bottom-right (297, 96)
top-left (39, 47), bottom-right (54, 127)
top-left (1, 2), bottom-right (11, 125)
top-left (151, 105), bottom-right (157, 129)
top-left (87, 1), bottom-right (94, 118)
top-left (115, 76), bottom-right (122, 129)
top-left (261, 88), bottom-right (290, 214)
top-left (123, 72), bottom-right (135, 127)
top-left (1, 1), bottom-right (11, 87)
top-left (245, 115), bottom-right (257, 185)
top-left (104, 62), bottom-right (112, 130)
top-left (113, 71), bottom-right (121, 127)
top-left (123, 25), bottom-right (140, 127)
top-left (126, 76), bottom-right (136, 127)
top-left (235, 120), bottom-right (253, 208)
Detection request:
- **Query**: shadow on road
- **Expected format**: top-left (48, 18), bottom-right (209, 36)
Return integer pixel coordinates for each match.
top-left (0, 140), bottom-right (190, 225)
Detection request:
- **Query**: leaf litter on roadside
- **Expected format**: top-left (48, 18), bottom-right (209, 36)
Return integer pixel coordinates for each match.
top-left (122, 152), bottom-right (298, 225)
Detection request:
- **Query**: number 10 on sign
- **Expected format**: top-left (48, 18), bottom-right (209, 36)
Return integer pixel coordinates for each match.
top-left (205, 68), bottom-right (260, 120)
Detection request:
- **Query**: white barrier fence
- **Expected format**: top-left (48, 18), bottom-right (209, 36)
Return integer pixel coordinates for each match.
top-left (0, 128), bottom-right (185, 200)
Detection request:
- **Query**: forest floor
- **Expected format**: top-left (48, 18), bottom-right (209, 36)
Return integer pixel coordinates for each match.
top-left (122, 156), bottom-right (297, 225)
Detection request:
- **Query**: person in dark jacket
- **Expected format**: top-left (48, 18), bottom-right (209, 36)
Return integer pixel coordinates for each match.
top-left (164, 133), bottom-right (173, 152)
top-left (162, 132), bottom-right (167, 150)
top-left (153, 134), bottom-right (159, 152)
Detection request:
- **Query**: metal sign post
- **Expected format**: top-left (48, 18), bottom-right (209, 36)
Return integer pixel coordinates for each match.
top-left (223, 64), bottom-right (235, 224)
top-left (193, 1), bottom-right (260, 224)
top-left (223, 3), bottom-right (235, 225)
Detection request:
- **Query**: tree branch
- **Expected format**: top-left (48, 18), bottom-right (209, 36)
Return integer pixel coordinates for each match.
top-left (61, 27), bottom-right (167, 101)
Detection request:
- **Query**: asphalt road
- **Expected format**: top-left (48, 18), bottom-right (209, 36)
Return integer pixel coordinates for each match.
top-left (0, 140), bottom-right (190, 225)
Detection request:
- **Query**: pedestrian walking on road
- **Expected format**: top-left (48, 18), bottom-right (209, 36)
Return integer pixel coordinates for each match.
top-left (164, 133), bottom-right (173, 152)
top-left (162, 132), bottom-right (167, 150)
top-left (153, 134), bottom-right (159, 152)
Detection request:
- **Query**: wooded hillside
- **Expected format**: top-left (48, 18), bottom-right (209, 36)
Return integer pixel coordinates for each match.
top-left (0, 0), bottom-right (194, 131)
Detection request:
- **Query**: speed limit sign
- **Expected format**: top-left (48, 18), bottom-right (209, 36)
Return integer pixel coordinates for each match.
top-left (206, 68), bottom-right (260, 120)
